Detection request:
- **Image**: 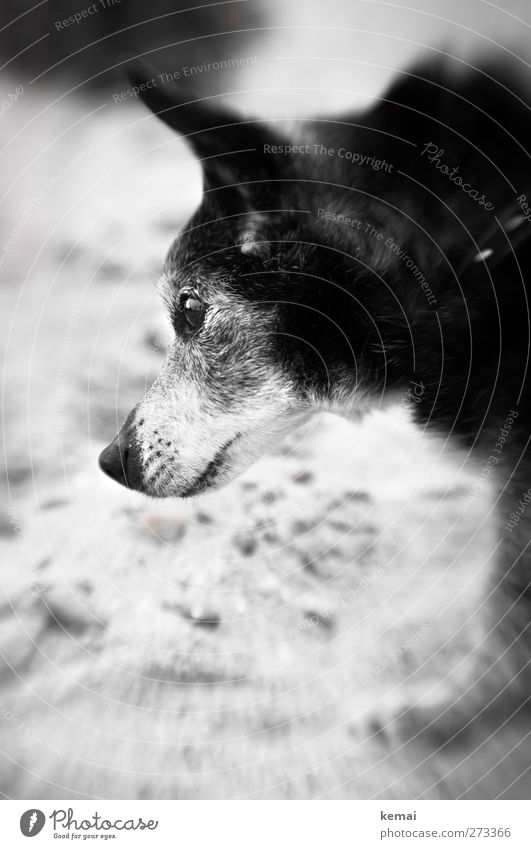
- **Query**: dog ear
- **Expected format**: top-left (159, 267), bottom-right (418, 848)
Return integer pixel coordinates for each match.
top-left (127, 62), bottom-right (280, 192)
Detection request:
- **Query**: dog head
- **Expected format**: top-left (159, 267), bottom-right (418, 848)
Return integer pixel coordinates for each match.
top-left (99, 68), bottom-right (384, 497)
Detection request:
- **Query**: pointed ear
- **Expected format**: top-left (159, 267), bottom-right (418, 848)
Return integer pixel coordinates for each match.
top-left (127, 61), bottom-right (281, 191)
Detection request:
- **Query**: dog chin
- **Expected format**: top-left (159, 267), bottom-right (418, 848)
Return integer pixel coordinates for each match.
top-left (178, 475), bottom-right (228, 499)
top-left (144, 450), bottom-right (244, 499)
top-left (133, 475), bottom-right (219, 500)
top-left (154, 464), bottom-right (237, 499)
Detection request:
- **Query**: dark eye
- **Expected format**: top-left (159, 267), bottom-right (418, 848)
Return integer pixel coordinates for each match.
top-left (179, 292), bottom-right (207, 333)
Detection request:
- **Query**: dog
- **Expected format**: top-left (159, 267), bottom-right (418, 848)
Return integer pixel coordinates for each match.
top-left (99, 59), bottom-right (531, 739)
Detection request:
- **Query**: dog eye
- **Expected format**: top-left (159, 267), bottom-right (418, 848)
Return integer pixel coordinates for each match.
top-left (180, 293), bottom-right (206, 332)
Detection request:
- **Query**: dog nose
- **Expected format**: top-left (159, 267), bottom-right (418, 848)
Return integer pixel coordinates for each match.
top-left (99, 429), bottom-right (132, 487)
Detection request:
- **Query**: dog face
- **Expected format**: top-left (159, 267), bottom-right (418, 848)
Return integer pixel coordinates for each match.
top-left (100, 209), bottom-right (327, 498)
top-left (108, 233), bottom-right (311, 497)
top-left (99, 68), bottom-right (375, 497)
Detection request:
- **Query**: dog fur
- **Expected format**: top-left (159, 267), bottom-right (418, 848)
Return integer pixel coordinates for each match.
top-left (99, 59), bottom-right (531, 737)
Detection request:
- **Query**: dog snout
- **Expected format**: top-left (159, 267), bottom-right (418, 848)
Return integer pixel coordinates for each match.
top-left (99, 424), bottom-right (137, 489)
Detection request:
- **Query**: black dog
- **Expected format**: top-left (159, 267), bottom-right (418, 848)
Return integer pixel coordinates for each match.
top-left (100, 60), bottom-right (531, 735)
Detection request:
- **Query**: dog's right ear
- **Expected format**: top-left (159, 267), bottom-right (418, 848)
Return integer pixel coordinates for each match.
top-left (127, 62), bottom-right (281, 192)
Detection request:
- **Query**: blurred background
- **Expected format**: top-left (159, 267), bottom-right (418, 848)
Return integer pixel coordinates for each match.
top-left (1, 0), bottom-right (531, 800)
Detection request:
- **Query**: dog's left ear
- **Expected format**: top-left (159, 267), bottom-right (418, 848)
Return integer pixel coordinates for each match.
top-left (127, 62), bottom-right (282, 191)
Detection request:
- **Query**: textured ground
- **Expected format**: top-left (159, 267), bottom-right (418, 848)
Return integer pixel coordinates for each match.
top-left (2, 4), bottom-right (531, 797)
